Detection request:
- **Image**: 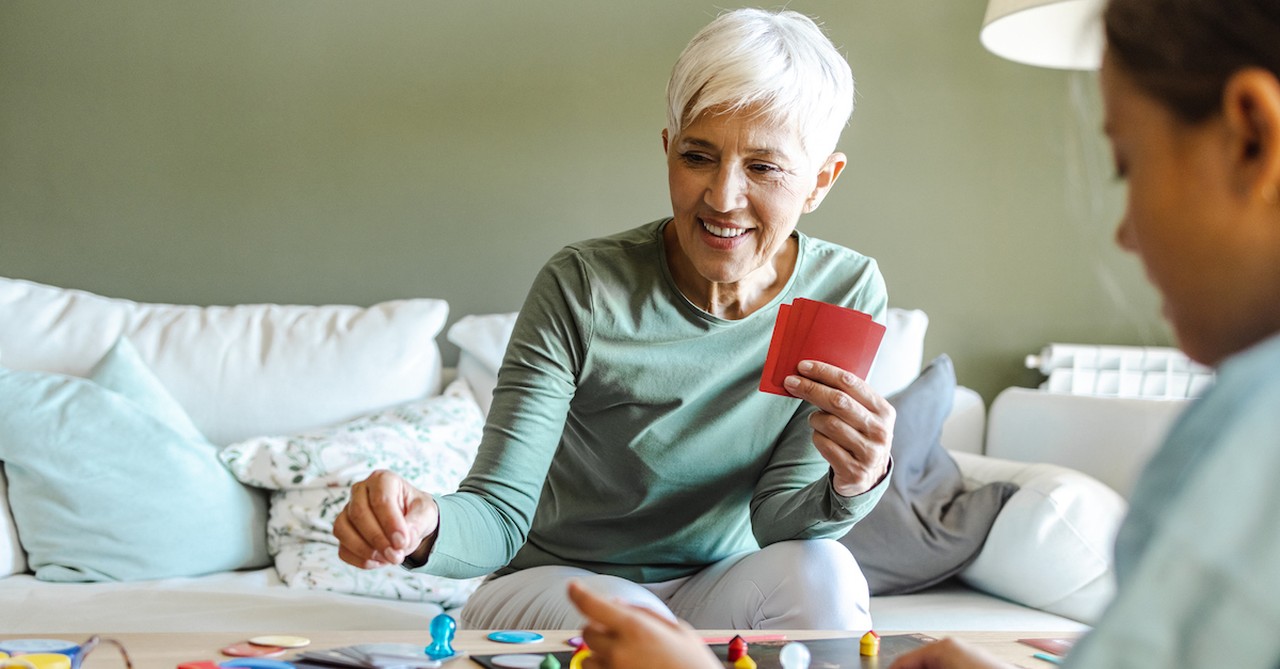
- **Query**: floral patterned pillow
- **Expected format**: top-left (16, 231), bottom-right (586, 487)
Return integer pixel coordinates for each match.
top-left (219, 379), bottom-right (486, 604)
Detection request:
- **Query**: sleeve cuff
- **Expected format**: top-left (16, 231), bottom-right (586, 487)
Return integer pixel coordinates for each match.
top-left (831, 456), bottom-right (893, 503)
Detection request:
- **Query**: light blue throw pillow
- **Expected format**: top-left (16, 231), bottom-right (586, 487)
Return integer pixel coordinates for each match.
top-left (0, 338), bottom-right (269, 581)
top-left (88, 335), bottom-right (206, 444)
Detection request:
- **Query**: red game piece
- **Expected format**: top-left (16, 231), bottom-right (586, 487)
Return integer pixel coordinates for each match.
top-left (727, 635), bottom-right (747, 662)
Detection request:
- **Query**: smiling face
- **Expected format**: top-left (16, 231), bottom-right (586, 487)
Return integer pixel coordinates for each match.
top-left (1101, 53), bottom-right (1280, 365)
top-left (662, 105), bottom-right (845, 318)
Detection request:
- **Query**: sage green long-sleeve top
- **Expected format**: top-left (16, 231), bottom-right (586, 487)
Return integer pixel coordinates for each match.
top-left (423, 219), bottom-right (890, 583)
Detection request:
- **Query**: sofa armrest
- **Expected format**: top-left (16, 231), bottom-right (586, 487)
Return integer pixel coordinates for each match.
top-left (949, 451), bottom-right (1127, 624)
top-left (986, 387), bottom-right (1188, 497)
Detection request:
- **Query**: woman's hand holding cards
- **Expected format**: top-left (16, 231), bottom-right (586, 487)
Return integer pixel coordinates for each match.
top-left (784, 359), bottom-right (894, 497)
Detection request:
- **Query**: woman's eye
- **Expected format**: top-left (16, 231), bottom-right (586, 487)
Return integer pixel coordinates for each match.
top-left (749, 163), bottom-right (781, 175)
top-left (680, 152), bottom-right (712, 165)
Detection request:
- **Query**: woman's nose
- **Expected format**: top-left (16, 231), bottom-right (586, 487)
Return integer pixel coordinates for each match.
top-left (704, 165), bottom-right (748, 212)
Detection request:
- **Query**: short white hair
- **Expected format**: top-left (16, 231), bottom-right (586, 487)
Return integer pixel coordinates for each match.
top-left (665, 8), bottom-right (855, 159)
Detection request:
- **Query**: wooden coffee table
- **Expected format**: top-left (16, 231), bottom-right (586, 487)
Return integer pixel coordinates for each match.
top-left (1, 630), bottom-right (1079, 668)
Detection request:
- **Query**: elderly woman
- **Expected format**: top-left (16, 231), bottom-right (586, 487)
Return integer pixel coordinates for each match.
top-left (569, 0), bottom-right (1280, 666)
top-left (334, 8), bottom-right (894, 631)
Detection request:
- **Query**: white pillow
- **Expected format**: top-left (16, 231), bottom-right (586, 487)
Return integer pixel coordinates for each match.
top-left (446, 307), bottom-right (929, 415)
top-left (219, 380), bottom-right (486, 605)
top-left (274, 537), bottom-right (480, 608)
top-left (220, 379), bottom-right (483, 492)
top-left (866, 308), bottom-right (929, 397)
top-left (447, 312), bottom-right (518, 415)
top-left (0, 276), bottom-right (449, 446)
top-left (953, 451), bottom-right (1127, 624)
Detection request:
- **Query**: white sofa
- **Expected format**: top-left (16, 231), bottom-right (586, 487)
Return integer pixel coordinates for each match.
top-left (0, 276), bottom-right (1186, 635)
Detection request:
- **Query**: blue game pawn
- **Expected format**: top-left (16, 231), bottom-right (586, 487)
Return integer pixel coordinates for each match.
top-left (424, 613), bottom-right (458, 660)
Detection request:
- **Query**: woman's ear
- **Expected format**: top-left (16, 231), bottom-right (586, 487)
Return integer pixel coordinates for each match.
top-left (1222, 68), bottom-right (1280, 205)
top-left (803, 152), bottom-right (847, 214)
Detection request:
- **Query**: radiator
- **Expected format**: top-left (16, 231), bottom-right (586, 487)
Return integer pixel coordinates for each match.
top-left (1025, 343), bottom-right (1215, 399)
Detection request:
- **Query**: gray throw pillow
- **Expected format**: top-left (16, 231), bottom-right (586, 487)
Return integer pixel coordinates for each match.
top-left (838, 354), bottom-right (1019, 595)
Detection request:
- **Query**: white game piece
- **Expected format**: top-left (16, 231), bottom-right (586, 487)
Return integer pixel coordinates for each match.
top-left (779, 641), bottom-right (811, 669)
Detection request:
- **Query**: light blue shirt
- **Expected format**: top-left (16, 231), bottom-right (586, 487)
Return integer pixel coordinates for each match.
top-left (1065, 332), bottom-right (1280, 668)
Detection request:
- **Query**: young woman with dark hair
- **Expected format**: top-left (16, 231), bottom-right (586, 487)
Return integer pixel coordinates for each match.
top-left (570, 0), bottom-right (1280, 666)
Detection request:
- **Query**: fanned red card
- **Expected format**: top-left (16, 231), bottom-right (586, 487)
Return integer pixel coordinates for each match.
top-left (759, 299), bottom-right (885, 397)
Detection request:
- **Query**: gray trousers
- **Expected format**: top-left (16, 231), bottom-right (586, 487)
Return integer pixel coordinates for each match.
top-left (459, 539), bottom-right (872, 631)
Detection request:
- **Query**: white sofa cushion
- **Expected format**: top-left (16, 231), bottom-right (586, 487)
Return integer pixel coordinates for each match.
top-left (954, 451), bottom-right (1127, 624)
top-left (0, 569), bottom-right (447, 633)
top-left (939, 386), bottom-right (986, 455)
top-left (871, 581), bottom-right (1088, 632)
top-left (0, 276), bottom-right (449, 447)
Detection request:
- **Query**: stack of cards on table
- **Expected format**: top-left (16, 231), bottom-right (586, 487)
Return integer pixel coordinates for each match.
top-left (292, 643), bottom-right (464, 669)
top-left (760, 298), bottom-right (885, 396)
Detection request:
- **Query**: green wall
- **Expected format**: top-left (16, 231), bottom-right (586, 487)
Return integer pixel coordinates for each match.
top-left (0, 1), bottom-right (1170, 403)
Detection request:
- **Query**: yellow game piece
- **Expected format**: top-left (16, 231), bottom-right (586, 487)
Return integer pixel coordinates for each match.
top-left (0, 653), bottom-right (71, 669)
top-left (733, 654), bottom-right (757, 669)
top-left (568, 646), bottom-right (592, 669)
top-left (860, 630), bottom-right (881, 656)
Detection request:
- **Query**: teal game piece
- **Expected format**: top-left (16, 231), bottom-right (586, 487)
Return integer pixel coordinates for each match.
top-left (488, 631), bottom-right (544, 644)
top-left (425, 613), bottom-right (458, 659)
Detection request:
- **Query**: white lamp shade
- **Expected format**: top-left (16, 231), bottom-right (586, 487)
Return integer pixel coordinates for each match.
top-left (981, 0), bottom-right (1106, 70)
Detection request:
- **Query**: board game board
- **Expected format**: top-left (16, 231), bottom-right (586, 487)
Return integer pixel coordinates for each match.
top-left (471, 634), bottom-right (937, 669)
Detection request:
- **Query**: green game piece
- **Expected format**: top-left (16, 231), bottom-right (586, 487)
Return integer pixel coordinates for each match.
top-left (540, 653), bottom-right (561, 669)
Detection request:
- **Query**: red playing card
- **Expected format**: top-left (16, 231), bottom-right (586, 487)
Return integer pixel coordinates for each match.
top-left (759, 299), bottom-right (884, 397)
top-left (795, 301), bottom-right (884, 380)
top-left (759, 303), bottom-right (792, 395)
top-left (854, 312), bottom-right (887, 380)
top-left (772, 298), bottom-right (821, 388)
top-left (776, 299), bottom-right (876, 386)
